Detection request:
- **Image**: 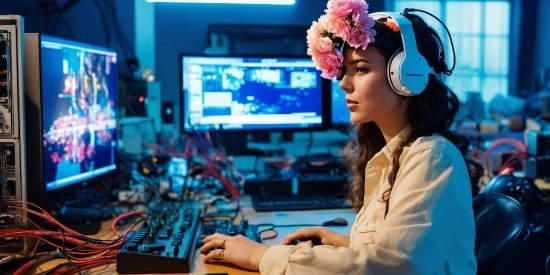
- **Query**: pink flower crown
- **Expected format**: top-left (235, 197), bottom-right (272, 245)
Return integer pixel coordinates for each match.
top-left (307, 0), bottom-right (377, 79)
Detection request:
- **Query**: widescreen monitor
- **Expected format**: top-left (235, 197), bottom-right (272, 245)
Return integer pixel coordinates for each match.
top-left (180, 54), bottom-right (325, 132)
top-left (24, 34), bottom-right (118, 204)
top-left (331, 78), bottom-right (351, 127)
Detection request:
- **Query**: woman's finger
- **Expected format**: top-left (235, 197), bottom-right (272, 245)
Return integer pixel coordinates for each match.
top-left (282, 234), bottom-right (303, 244)
top-left (281, 235), bottom-right (299, 244)
top-left (203, 248), bottom-right (225, 262)
top-left (202, 232), bottom-right (226, 242)
top-left (199, 237), bottom-right (227, 254)
top-left (282, 228), bottom-right (315, 244)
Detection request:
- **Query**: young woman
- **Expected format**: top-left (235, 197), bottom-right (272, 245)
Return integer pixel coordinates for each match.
top-left (200, 1), bottom-right (483, 274)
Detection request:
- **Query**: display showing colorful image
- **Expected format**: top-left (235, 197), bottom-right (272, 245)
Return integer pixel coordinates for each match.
top-left (181, 56), bottom-right (324, 131)
top-left (40, 36), bottom-right (117, 190)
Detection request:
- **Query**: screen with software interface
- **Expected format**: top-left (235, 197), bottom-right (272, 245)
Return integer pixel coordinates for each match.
top-left (181, 55), bottom-right (324, 132)
top-left (40, 35), bottom-right (118, 191)
top-left (331, 78), bottom-right (350, 127)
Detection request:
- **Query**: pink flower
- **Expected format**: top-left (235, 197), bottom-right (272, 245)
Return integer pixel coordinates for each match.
top-left (318, 51), bottom-right (343, 79)
top-left (326, 0), bottom-right (367, 19)
top-left (317, 14), bottom-right (331, 31)
top-left (317, 36), bottom-right (334, 52)
top-left (328, 16), bottom-right (352, 41)
top-left (307, 23), bottom-right (321, 49)
top-left (306, 0), bottom-right (376, 79)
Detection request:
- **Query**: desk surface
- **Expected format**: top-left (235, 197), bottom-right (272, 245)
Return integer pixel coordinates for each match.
top-left (34, 197), bottom-right (356, 275)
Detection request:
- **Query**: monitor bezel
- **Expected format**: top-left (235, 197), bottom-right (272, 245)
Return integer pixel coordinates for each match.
top-left (178, 53), bottom-right (330, 134)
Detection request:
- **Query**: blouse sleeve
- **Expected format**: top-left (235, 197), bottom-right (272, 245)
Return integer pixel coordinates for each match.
top-left (259, 144), bottom-right (476, 275)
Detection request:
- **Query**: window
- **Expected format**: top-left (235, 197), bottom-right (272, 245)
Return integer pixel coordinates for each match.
top-left (391, 1), bottom-right (511, 104)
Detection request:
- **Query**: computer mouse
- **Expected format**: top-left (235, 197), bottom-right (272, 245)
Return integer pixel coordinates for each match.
top-left (293, 237), bottom-right (323, 246)
top-left (322, 217), bottom-right (348, 226)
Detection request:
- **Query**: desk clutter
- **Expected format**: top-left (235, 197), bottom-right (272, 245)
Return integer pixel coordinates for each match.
top-left (117, 201), bottom-right (263, 274)
top-left (3, 114), bottom-right (550, 274)
top-left (116, 201), bottom-right (202, 274)
top-left (0, 127), bottom-right (354, 274)
top-left (0, 195), bottom-right (351, 274)
top-left (0, 197), bottom-right (269, 274)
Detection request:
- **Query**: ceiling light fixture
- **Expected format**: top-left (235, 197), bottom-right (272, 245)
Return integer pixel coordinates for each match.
top-left (145, 0), bottom-right (295, 4)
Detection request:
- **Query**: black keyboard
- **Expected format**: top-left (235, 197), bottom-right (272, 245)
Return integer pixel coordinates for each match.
top-left (116, 201), bottom-right (201, 274)
top-left (196, 219), bottom-right (263, 248)
top-left (252, 194), bottom-right (353, 211)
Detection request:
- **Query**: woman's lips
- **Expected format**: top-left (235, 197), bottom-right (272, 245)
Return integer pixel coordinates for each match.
top-left (346, 98), bottom-right (358, 109)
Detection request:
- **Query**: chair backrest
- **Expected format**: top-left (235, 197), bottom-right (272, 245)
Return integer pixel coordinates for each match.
top-left (473, 192), bottom-right (528, 275)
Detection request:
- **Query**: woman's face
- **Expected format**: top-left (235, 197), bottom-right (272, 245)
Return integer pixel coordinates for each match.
top-left (339, 46), bottom-right (407, 127)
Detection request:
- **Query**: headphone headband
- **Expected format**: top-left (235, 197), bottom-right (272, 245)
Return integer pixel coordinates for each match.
top-left (370, 12), bottom-right (434, 96)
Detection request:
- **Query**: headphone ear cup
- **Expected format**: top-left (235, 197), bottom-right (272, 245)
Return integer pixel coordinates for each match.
top-left (387, 47), bottom-right (432, 96)
top-left (387, 49), bottom-right (405, 95)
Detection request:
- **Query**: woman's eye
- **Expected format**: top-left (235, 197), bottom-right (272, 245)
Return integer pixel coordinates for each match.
top-left (355, 67), bottom-right (369, 73)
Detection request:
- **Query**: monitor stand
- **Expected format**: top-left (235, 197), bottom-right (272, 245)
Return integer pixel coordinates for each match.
top-left (41, 219), bottom-right (103, 235)
top-left (41, 186), bottom-right (114, 235)
top-left (41, 205), bottom-right (112, 235)
top-left (213, 130), bottom-right (264, 156)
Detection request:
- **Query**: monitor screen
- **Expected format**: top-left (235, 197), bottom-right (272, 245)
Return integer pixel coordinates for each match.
top-left (331, 78), bottom-right (351, 127)
top-left (180, 55), bottom-right (325, 132)
top-left (37, 35), bottom-right (118, 191)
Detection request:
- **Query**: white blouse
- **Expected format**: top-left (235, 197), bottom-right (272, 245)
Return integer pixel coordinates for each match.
top-left (259, 126), bottom-right (477, 275)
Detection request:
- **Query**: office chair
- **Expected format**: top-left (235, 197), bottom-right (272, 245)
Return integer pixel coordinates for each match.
top-left (484, 174), bottom-right (548, 218)
top-left (473, 192), bottom-right (529, 275)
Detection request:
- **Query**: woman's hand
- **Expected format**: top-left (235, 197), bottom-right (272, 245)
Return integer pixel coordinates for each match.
top-left (200, 233), bottom-right (270, 270)
top-left (282, 226), bottom-right (350, 247)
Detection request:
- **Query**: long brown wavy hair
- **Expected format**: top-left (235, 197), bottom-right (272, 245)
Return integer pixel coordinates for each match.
top-left (344, 13), bottom-right (484, 212)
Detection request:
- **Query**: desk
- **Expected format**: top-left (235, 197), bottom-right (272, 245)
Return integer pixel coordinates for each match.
top-left (34, 197), bottom-right (356, 275)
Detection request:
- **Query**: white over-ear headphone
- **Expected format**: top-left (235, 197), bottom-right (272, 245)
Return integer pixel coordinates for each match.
top-left (370, 12), bottom-right (434, 96)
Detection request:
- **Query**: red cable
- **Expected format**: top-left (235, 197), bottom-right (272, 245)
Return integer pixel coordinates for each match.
top-left (13, 261), bottom-right (33, 275)
top-left (111, 210), bottom-right (147, 236)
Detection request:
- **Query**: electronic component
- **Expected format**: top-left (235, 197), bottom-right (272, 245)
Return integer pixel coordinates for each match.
top-left (526, 130), bottom-right (550, 157)
top-left (526, 156), bottom-right (550, 179)
top-left (0, 14), bottom-right (27, 255)
top-left (116, 201), bottom-right (202, 274)
top-left (196, 219), bottom-right (263, 248)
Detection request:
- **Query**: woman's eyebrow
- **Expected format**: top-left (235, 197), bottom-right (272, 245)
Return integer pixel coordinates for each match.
top-left (346, 58), bottom-right (373, 66)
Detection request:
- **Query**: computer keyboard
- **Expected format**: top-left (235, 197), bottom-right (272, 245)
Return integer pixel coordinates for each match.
top-left (116, 201), bottom-right (201, 274)
top-left (252, 194), bottom-right (353, 212)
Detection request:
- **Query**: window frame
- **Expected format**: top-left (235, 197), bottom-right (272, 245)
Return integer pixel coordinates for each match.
top-left (385, 0), bottom-right (522, 102)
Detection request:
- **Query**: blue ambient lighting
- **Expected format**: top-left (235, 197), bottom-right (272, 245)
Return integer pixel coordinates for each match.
top-left (145, 0), bottom-right (295, 4)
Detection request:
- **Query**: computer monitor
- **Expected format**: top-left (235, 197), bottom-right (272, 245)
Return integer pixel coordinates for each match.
top-left (180, 54), bottom-right (326, 133)
top-left (24, 34), bottom-right (118, 220)
top-left (330, 78), bottom-right (351, 128)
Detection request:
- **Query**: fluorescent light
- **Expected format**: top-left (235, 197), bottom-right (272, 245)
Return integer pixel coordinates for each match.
top-left (145, 0), bottom-right (295, 4)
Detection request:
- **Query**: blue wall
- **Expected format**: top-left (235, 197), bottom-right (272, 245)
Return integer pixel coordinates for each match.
top-left (3, 0), bottom-right (135, 77)
top-left (4, 0), bottom-right (550, 98)
top-left (153, 0), bottom-right (383, 130)
top-left (4, 0), bottom-right (550, 134)
top-left (534, 0), bottom-right (550, 88)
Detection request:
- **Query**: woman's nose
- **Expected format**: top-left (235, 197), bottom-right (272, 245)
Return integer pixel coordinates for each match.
top-left (339, 78), bottom-right (352, 93)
